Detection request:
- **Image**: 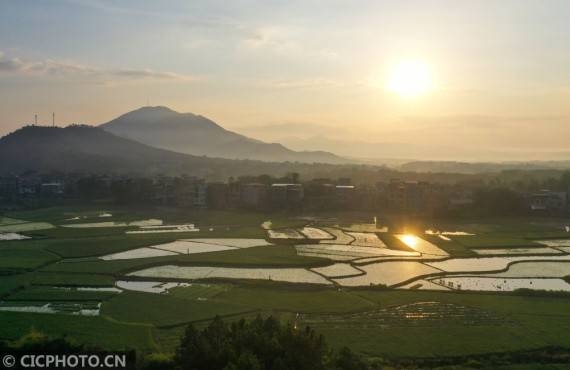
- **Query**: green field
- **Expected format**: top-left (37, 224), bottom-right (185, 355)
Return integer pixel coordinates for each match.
top-left (2, 206), bottom-right (570, 368)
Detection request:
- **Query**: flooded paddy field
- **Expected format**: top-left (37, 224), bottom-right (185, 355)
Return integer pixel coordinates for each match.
top-left (333, 261), bottom-right (440, 287)
top-left (472, 247), bottom-right (562, 255)
top-left (3, 207), bottom-right (570, 359)
top-left (296, 243), bottom-right (420, 261)
top-left (430, 276), bottom-right (570, 292)
top-left (129, 265), bottom-right (332, 285)
top-left (310, 263), bottom-right (363, 278)
top-left (300, 227), bottom-right (333, 240)
top-left (0, 232), bottom-right (31, 241)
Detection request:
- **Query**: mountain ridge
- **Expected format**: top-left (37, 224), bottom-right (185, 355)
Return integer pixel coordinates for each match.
top-left (100, 106), bottom-right (350, 164)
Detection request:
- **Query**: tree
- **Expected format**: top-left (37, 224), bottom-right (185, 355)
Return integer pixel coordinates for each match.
top-left (173, 316), bottom-right (367, 370)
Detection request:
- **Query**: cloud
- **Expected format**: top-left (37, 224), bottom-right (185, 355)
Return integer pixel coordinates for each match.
top-left (259, 78), bottom-right (345, 90)
top-left (0, 52), bottom-right (195, 83)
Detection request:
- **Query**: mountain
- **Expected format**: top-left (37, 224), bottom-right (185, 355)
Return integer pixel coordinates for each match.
top-left (399, 160), bottom-right (570, 174)
top-left (0, 125), bottom-right (208, 175)
top-left (0, 125), bottom-right (361, 179)
top-left (100, 106), bottom-right (349, 164)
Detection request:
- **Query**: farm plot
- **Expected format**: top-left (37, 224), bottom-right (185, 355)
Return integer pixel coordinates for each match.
top-left (397, 279), bottom-right (451, 291)
top-left (185, 239), bottom-right (273, 248)
top-left (486, 261), bottom-right (570, 278)
top-left (100, 247), bottom-right (178, 260)
top-left (129, 265), bottom-right (332, 285)
top-left (472, 247), bottom-right (562, 256)
top-left (0, 247), bottom-right (60, 272)
top-left (267, 229), bottom-right (305, 239)
top-left (342, 224), bottom-right (389, 233)
top-left (5, 286), bottom-right (120, 301)
top-left (168, 284), bottom-right (230, 300)
top-left (425, 230), bottom-right (475, 236)
top-left (300, 301), bottom-right (506, 329)
top-left (320, 228), bottom-right (354, 245)
top-left (395, 234), bottom-right (449, 256)
top-left (430, 276), bottom-right (570, 292)
top-left (127, 224), bottom-right (200, 234)
top-left (0, 221), bottom-right (54, 233)
top-left (102, 291), bottom-right (249, 327)
top-left (0, 301), bottom-right (101, 316)
top-left (99, 239), bottom-right (268, 260)
top-left (296, 244), bottom-right (420, 261)
top-left (426, 255), bottom-right (570, 273)
top-left (537, 239), bottom-right (570, 248)
top-left (347, 232), bottom-right (387, 248)
top-left (300, 227), bottom-right (333, 240)
top-left (116, 281), bottom-right (190, 294)
top-left (62, 219), bottom-right (163, 228)
top-left (333, 261), bottom-right (439, 287)
top-left (0, 233), bottom-right (31, 241)
top-left (310, 263), bottom-right (363, 278)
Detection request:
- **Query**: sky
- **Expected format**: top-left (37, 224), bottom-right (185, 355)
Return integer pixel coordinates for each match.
top-left (1, 0), bottom-right (569, 160)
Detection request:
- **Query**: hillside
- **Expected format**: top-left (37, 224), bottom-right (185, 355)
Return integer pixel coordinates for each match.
top-left (100, 106), bottom-right (349, 164)
top-left (0, 125), bottom-right (367, 180)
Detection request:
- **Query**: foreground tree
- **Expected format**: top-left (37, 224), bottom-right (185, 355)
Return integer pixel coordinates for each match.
top-left (167, 315), bottom-right (367, 370)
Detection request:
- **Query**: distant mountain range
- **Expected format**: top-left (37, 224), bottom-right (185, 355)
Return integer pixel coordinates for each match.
top-left (100, 106), bottom-right (350, 164)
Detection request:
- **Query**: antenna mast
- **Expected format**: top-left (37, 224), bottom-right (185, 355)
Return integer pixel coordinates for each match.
top-left (52, 112), bottom-right (55, 127)
top-left (34, 114), bottom-right (37, 126)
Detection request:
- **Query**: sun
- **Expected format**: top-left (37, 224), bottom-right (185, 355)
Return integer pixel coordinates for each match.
top-left (385, 60), bottom-right (433, 98)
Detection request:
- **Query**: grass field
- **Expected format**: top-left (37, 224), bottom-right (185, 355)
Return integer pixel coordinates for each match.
top-left (451, 235), bottom-right (543, 249)
top-left (102, 291), bottom-right (252, 327)
top-left (0, 245), bottom-right (60, 273)
top-left (0, 311), bottom-right (156, 351)
top-left (30, 272), bottom-right (115, 287)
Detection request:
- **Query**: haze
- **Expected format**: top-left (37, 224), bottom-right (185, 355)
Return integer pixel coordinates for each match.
top-left (1, 0), bottom-right (569, 161)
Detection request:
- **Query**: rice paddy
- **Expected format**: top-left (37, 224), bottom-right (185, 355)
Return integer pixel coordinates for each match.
top-left (295, 243), bottom-right (420, 261)
top-left (4, 206), bottom-right (570, 361)
top-left (395, 234), bottom-right (449, 256)
top-left (300, 227), bottom-right (333, 240)
top-left (472, 247), bottom-right (562, 255)
top-left (430, 276), bottom-right (570, 292)
top-left (128, 265), bottom-right (332, 285)
top-left (426, 255), bottom-right (570, 272)
top-left (116, 280), bottom-right (191, 294)
top-left (310, 263), bottom-right (363, 278)
top-left (333, 261), bottom-right (440, 287)
top-left (487, 261), bottom-right (570, 278)
top-left (63, 219), bottom-right (163, 228)
top-left (267, 228), bottom-right (305, 239)
top-left (0, 233), bottom-right (31, 241)
top-left (347, 232), bottom-right (387, 247)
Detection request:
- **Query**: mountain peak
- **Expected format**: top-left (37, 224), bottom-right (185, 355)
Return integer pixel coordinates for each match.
top-left (133, 105), bottom-right (178, 114)
top-left (100, 107), bottom-right (350, 164)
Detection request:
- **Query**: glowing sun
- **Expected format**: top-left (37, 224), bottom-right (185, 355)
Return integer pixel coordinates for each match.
top-left (385, 60), bottom-right (433, 98)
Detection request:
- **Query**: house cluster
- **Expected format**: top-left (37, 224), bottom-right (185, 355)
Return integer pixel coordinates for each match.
top-left (1, 173), bottom-right (568, 215)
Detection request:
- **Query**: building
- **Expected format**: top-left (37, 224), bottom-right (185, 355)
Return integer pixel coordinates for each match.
top-left (40, 182), bottom-right (64, 197)
top-left (240, 183), bottom-right (268, 209)
top-left (335, 185), bottom-right (356, 206)
top-left (387, 179), bottom-right (443, 214)
top-left (529, 190), bottom-right (567, 212)
top-left (206, 182), bottom-right (229, 209)
top-left (270, 183), bottom-right (304, 209)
